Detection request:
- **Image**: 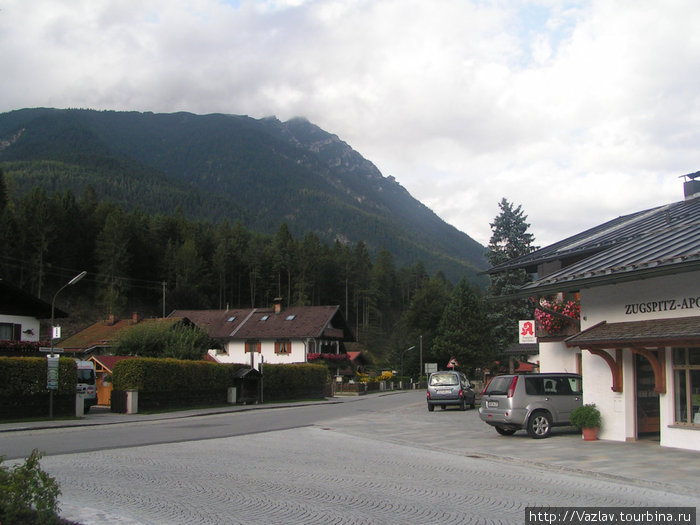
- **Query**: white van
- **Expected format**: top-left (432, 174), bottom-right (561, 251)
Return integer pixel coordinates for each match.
top-left (75, 360), bottom-right (98, 413)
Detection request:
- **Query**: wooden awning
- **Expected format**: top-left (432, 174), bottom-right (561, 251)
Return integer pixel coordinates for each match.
top-left (565, 316), bottom-right (700, 394)
top-left (565, 316), bottom-right (700, 349)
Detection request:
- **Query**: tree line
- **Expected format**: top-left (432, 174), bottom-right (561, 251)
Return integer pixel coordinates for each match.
top-left (0, 168), bottom-right (536, 377)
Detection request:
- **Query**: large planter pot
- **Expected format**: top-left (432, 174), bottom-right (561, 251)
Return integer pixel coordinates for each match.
top-left (581, 427), bottom-right (599, 441)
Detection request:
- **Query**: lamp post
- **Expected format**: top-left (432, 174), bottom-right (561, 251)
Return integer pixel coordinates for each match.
top-left (48, 271), bottom-right (86, 417)
top-left (400, 345), bottom-right (416, 384)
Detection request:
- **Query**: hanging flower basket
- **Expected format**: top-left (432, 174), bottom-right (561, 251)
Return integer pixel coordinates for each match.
top-left (535, 297), bottom-right (580, 336)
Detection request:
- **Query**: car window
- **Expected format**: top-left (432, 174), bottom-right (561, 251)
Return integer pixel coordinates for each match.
top-left (566, 377), bottom-right (582, 395)
top-left (429, 373), bottom-right (459, 386)
top-left (484, 376), bottom-right (512, 395)
top-left (525, 377), bottom-right (544, 395)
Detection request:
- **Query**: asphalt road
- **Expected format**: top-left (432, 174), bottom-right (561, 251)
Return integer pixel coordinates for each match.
top-left (2, 391), bottom-right (699, 524)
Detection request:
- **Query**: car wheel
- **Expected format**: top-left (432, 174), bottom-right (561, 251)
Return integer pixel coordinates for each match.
top-left (428, 404), bottom-right (434, 412)
top-left (460, 399), bottom-right (467, 411)
top-left (441, 405), bottom-right (446, 410)
top-left (470, 397), bottom-right (476, 409)
top-left (495, 426), bottom-right (517, 436)
top-left (527, 411), bottom-right (552, 439)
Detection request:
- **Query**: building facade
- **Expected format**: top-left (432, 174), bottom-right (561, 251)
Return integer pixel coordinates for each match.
top-left (488, 177), bottom-right (700, 451)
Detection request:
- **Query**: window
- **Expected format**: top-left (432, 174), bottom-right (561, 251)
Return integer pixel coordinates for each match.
top-left (275, 340), bottom-right (291, 354)
top-left (260, 315), bottom-right (270, 321)
top-left (227, 316), bottom-right (237, 322)
top-left (672, 347), bottom-right (700, 426)
top-left (245, 341), bottom-right (261, 353)
top-left (286, 315), bottom-right (296, 321)
top-left (0, 323), bottom-right (20, 341)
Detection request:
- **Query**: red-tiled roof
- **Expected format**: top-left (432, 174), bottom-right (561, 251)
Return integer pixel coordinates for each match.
top-left (89, 355), bottom-right (137, 372)
top-left (60, 317), bottom-right (185, 352)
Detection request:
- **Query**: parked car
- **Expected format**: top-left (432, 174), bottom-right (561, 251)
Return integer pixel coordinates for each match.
top-left (479, 373), bottom-right (582, 438)
top-left (426, 371), bottom-right (476, 411)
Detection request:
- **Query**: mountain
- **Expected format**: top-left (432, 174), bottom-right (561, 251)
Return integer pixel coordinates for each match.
top-left (0, 108), bottom-right (487, 283)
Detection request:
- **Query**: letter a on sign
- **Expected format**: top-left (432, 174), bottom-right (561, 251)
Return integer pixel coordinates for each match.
top-left (519, 320), bottom-right (537, 344)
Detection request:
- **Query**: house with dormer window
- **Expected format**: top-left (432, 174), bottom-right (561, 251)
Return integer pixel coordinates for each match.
top-left (170, 299), bottom-right (354, 369)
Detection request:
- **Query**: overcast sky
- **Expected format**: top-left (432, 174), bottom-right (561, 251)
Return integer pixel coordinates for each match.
top-left (1, 0), bottom-right (698, 246)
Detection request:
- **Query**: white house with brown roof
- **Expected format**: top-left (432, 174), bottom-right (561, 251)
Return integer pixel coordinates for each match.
top-left (487, 176), bottom-right (700, 451)
top-left (0, 280), bottom-right (67, 350)
top-left (170, 300), bottom-right (354, 369)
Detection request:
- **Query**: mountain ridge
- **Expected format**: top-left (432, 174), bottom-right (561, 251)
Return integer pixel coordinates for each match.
top-left (0, 108), bottom-right (488, 284)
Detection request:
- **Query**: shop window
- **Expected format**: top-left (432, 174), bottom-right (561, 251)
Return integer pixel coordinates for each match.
top-left (672, 347), bottom-right (700, 426)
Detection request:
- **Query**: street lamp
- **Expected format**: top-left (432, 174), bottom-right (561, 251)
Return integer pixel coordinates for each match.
top-left (48, 271), bottom-right (86, 417)
top-left (400, 345), bottom-right (416, 382)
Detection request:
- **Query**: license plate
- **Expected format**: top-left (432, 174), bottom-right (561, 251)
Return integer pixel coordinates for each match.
top-left (487, 401), bottom-right (499, 408)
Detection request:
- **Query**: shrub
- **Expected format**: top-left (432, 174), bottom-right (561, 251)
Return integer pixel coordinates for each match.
top-left (0, 358), bottom-right (78, 418)
top-left (113, 321), bottom-right (215, 360)
top-left (0, 449), bottom-right (61, 525)
top-left (262, 363), bottom-right (327, 401)
top-left (570, 403), bottom-right (601, 430)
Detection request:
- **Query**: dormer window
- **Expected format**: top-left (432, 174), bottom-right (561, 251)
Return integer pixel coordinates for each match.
top-left (286, 315), bottom-right (296, 321)
top-left (260, 315), bottom-right (270, 321)
top-left (227, 316), bottom-right (237, 322)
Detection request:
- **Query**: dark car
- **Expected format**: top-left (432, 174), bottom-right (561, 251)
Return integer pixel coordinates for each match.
top-left (426, 371), bottom-right (476, 411)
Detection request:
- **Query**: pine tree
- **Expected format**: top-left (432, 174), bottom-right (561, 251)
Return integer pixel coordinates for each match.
top-left (432, 279), bottom-right (493, 374)
top-left (486, 198), bottom-right (538, 351)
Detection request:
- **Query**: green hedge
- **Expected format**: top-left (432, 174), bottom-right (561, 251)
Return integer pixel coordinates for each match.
top-left (262, 363), bottom-right (328, 401)
top-left (111, 358), bottom-right (328, 408)
top-left (0, 357), bottom-right (78, 418)
top-left (112, 358), bottom-right (247, 392)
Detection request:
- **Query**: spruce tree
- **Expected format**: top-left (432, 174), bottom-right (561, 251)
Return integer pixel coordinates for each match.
top-left (486, 198), bottom-right (538, 352)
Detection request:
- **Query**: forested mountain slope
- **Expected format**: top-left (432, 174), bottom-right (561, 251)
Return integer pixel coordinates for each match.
top-left (0, 108), bottom-right (487, 283)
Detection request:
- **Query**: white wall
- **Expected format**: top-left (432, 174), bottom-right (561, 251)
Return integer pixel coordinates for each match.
top-left (0, 314), bottom-right (41, 342)
top-left (209, 340), bottom-right (308, 368)
top-left (538, 341), bottom-right (579, 374)
top-left (576, 271), bottom-right (700, 449)
top-left (581, 272), bottom-right (700, 328)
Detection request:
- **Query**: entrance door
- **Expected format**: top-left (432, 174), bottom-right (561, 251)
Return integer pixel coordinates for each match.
top-left (635, 352), bottom-right (660, 437)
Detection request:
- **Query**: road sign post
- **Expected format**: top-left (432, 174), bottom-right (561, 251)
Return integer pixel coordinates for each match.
top-left (41, 347), bottom-right (64, 418)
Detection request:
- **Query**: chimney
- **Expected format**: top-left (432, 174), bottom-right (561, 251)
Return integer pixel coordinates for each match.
top-left (683, 171), bottom-right (700, 200)
top-left (132, 312), bottom-right (142, 324)
top-left (106, 314), bottom-right (117, 326)
top-left (273, 297), bottom-right (283, 314)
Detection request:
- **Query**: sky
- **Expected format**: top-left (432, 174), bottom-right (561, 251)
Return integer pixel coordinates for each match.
top-left (1, 0), bottom-right (699, 247)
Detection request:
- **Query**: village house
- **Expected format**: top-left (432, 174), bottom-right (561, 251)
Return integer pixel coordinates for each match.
top-left (0, 279), bottom-right (66, 355)
top-left (170, 299), bottom-right (354, 369)
top-left (487, 175), bottom-right (700, 451)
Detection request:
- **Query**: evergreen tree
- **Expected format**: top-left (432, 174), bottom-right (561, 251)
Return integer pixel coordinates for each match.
top-left (432, 279), bottom-right (493, 374)
top-left (0, 168), bottom-right (7, 215)
top-left (272, 223), bottom-right (295, 305)
top-left (95, 207), bottom-right (132, 316)
top-left (486, 198), bottom-right (538, 351)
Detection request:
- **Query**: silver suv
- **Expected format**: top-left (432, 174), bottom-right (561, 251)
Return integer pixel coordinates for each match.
top-left (479, 373), bottom-right (582, 438)
top-left (426, 371), bottom-right (476, 411)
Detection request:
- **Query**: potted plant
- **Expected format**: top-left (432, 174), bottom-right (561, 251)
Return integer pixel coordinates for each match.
top-left (570, 403), bottom-right (601, 440)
